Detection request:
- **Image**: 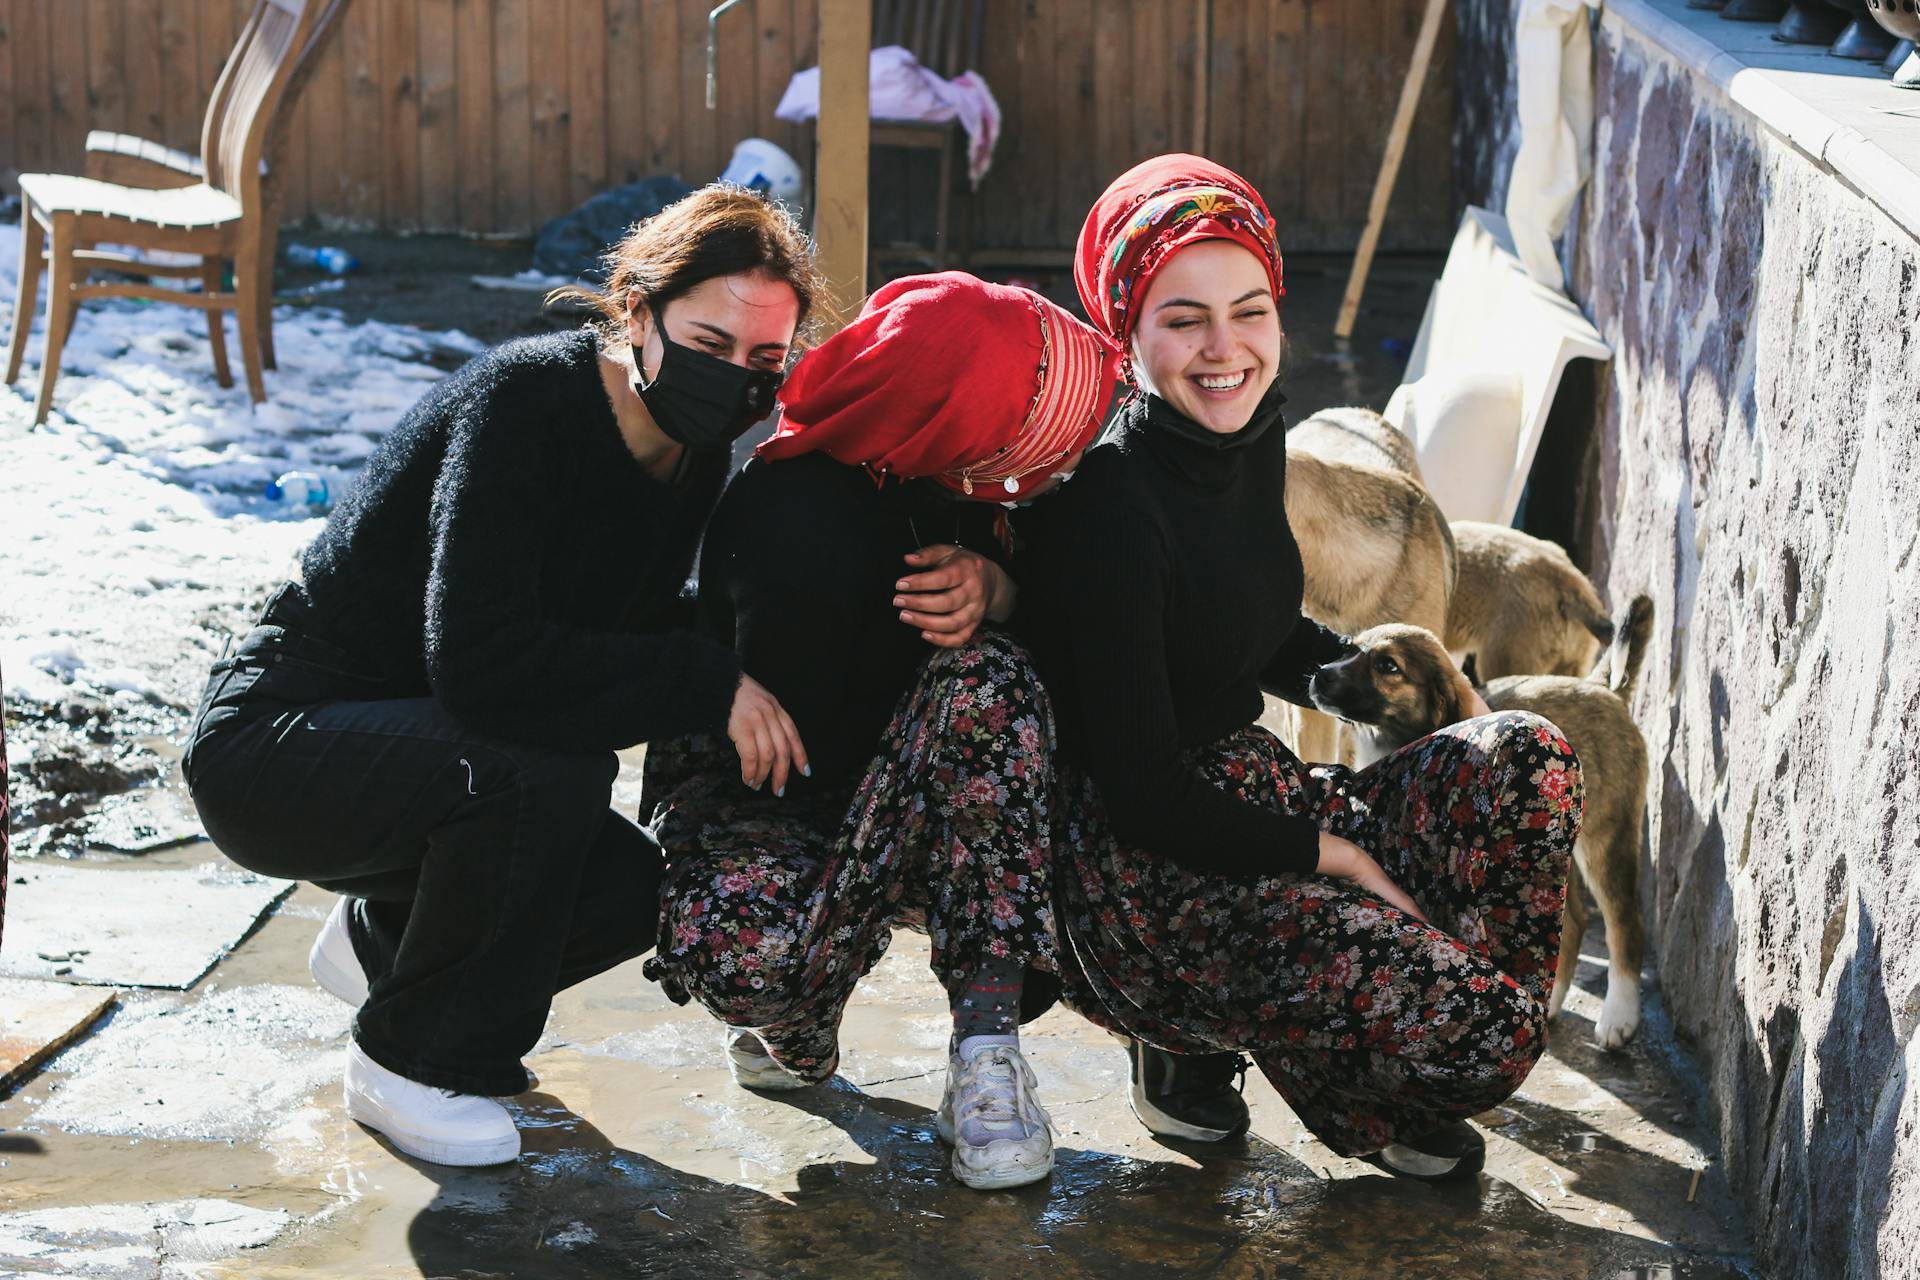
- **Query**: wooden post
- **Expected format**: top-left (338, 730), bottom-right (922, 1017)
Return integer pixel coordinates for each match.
top-left (1334, 0), bottom-right (1450, 341)
top-left (815, 0), bottom-right (871, 335)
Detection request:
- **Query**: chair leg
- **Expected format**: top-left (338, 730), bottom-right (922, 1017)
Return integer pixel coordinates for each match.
top-left (934, 133), bottom-right (954, 271)
top-left (5, 213), bottom-right (47, 387)
top-left (202, 256), bottom-right (234, 390)
top-left (233, 243), bottom-right (268, 405)
top-left (33, 218), bottom-right (80, 427)
top-left (256, 220), bottom-right (280, 371)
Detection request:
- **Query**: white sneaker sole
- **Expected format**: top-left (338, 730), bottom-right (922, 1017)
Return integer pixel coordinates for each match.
top-left (935, 1106), bottom-right (1054, 1189)
top-left (344, 1089), bottom-right (520, 1167)
top-left (309, 901), bottom-right (370, 1007)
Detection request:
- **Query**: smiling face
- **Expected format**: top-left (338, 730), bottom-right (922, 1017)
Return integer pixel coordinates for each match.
top-left (1128, 239), bottom-right (1284, 434)
top-left (627, 269), bottom-right (801, 380)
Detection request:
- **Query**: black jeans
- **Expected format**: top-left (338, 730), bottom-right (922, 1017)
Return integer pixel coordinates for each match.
top-left (184, 585), bottom-right (662, 1096)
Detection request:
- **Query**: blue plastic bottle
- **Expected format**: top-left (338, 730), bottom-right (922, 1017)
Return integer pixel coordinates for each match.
top-left (264, 468), bottom-right (341, 511)
top-left (285, 243), bottom-right (360, 275)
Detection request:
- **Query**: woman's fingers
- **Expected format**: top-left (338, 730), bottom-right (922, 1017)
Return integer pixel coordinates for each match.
top-left (733, 723), bottom-right (761, 787)
top-left (896, 585), bottom-right (971, 616)
top-left (751, 717), bottom-right (781, 792)
top-left (1371, 874), bottom-right (1429, 923)
top-left (772, 703), bottom-right (810, 781)
top-left (902, 544), bottom-right (959, 568)
top-left (901, 605), bottom-right (981, 634)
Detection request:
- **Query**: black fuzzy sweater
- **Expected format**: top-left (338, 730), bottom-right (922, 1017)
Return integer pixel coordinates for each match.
top-left (697, 453), bottom-right (1007, 799)
top-left (1015, 393), bottom-right (1352, 878)
top-left (293, 327), bottom-right (741, 751)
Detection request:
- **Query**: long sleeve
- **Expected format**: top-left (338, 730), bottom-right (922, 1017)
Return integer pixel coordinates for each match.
top-left (1040, 507), bottom-right (1321, 878)
top-left (1260, 616), bottom-right (1354, 707)
top-left (704, 459), bottom-right (934, 789)
top-left (422, 403), bottom-right (741, 752)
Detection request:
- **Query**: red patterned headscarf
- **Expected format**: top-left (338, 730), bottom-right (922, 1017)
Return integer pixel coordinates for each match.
top-left (1074, 154), bottom-right (1285, 349)
top-left (758, 272), bottom-right (1122, 501)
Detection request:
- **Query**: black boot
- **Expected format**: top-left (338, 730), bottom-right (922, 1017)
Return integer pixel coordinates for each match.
top-left (1359, 1119), bottom-right (1487, 1181)
top-left (1123, 1039), bottom-right (1250, 1142)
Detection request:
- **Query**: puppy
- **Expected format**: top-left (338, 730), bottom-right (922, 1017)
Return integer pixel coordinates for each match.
top-left (1307, 598), bottom-right (1655, 1051)
top-left (1447, 522), bottom-right (1613, 680)
top-left (1279, 409), bottom-right (1456, 766)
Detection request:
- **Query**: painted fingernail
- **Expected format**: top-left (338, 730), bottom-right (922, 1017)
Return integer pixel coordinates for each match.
top-left (900, 611), bottom-right (912, 622)
top-left (748, 779), bottom-right (761, 790)
top-left (896, 580), bottom-right (910, 590)
top-left (775, 785), bottom-right (785, 798)
top-left (801, 764), bottom-right (812, 777)
top-left (893, 597), bottom-right (905, 607)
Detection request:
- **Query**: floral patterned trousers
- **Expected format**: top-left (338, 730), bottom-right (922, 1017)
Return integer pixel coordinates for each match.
top-left (1053, 712), bottom-right (1581, 1157)
top-left (641, 632), bottom-right (1059, 1082)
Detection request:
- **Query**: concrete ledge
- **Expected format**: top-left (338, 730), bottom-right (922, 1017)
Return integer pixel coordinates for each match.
top-left (1605, 0), bottom-right (1920, 244)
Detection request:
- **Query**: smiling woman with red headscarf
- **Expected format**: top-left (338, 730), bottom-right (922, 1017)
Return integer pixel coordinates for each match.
top-left (1013, 155), bottom-right (1583, 1181)
top-left (640, 272), bottom-right (1119, 1192)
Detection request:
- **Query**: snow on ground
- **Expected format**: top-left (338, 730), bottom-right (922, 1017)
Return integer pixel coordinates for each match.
top-left (0, 221), bottom-right (484, 714)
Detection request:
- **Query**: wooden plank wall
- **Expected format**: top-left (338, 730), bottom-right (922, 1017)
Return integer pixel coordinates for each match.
top-left (0, 0), bottom-right (1457, 252)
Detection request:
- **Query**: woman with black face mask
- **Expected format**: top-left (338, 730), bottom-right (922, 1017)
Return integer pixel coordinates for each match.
top-left (180, 185), bottom-right (822, 1169)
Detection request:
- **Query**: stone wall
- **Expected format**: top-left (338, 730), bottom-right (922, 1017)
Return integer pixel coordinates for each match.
top-left (1460, 6), bottom-right (1920, 1277)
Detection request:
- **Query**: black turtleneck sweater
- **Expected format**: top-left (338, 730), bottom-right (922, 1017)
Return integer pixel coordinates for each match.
top-left (1014, 390), bottom-right (1351, 878)
top-left (697, 453), bottom-right (1009, 800)
top-left (295, 327), bottom-right (741, 752)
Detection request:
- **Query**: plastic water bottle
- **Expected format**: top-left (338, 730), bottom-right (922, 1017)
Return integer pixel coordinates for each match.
top-left (264, 467), bottom-right (343, 511)
top-left (285, 243), bottom-right (359, 275)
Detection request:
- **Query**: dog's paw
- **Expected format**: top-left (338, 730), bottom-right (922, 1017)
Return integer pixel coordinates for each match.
top-left (1594, 981), bottom-right (1641, 1051)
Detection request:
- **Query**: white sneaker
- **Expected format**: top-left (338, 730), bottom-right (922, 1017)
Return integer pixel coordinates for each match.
top-left (309, 897), bottom-right (370, 1007)
top-left (725, 1027), bottom-right (813, 1091)
top-left (343, 1043), bottom-right (520, 1166)
top-left (936, 1041), bottom-right (1055, 1190)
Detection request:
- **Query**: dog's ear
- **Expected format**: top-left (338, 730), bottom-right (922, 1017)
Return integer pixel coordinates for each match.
top-left (1461, 652), bottom-right (1481, 687)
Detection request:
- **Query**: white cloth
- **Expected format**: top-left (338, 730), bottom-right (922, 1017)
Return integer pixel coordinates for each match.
top-left (775, 46), bottom-right (1003, 187)
top-left (1506, 0), bottom-right (1597, 290)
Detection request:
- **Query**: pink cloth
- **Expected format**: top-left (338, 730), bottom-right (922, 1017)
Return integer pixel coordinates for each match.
top-left (775, 46), bottom-right (1002, 187)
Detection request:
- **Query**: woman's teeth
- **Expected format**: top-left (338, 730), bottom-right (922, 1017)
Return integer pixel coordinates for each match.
top-left (1195, 371), bottom-right (1246, 391)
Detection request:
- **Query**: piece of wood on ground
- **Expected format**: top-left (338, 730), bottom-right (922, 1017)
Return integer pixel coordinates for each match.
top-left (0, 863), bottom-right (293, 990)
top-left (0, 978), bottom-right (116, 1093)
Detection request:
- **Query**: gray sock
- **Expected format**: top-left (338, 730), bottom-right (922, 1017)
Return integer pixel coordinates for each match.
top-left (951, 954), bottom-right (1024, 1055)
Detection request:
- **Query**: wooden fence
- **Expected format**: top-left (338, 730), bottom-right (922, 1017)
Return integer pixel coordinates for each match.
top-left (0, 0), bottom-right (1458, 253)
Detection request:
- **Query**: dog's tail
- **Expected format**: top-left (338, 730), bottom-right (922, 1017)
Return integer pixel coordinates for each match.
top-left (1594, 594), bottom-right (1655, 700)
top-left (1566, 579), bottom-right (1615, 648)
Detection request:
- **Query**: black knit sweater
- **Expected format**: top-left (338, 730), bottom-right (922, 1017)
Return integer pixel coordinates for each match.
top-left (697, 452), bottom-right (1007, 799)
top-left (1014, 392), bottom-right (1352, 878)
top-left (293, 327), bottom-right (741, 751)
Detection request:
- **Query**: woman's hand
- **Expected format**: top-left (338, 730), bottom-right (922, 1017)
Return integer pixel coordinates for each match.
top-left (894, 545), bottom-right (1017, 649)
top-left (1315, 831), bottom-right (1428, 923)
top-left (727, 674), bottom-right (809, 795)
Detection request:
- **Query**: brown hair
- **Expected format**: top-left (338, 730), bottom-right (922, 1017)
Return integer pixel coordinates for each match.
top-left (548, 183), bottom-right (828, 354)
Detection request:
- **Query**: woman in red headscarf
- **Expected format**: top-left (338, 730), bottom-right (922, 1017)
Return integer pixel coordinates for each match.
top-left (1013, 156), bottom-right (1582, 1181)
top-left (641, 272), bottom-right (1120, 1192)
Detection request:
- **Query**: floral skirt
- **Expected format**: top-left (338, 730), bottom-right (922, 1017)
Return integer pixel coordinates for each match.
top-left (1053, 712), bottom-right (1581, 1157)
top-left (640, 631), bottom-right (1059, 1082)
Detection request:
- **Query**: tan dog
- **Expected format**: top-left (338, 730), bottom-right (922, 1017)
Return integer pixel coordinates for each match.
top-left (1281, 408), bottom-right (1456, 765)
top-left (1447, 522), bottom-right (1613, 680)
top-left (1288, 405), bottom-right (1425, 483)
top-left (1306, 598), bottom-right (1655, 1051)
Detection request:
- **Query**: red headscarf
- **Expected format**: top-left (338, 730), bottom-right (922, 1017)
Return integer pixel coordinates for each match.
top-left (1074, 154), bottom-right (1285, 349)
top-left (757, 272), bottom-right (1121, 501)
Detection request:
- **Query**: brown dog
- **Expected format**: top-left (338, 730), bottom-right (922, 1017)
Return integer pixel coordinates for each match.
top-left (1288, 405), bottom-right (1426, 483)
top-left (1306, 598), bottom-right (1655, 1050)
top-left (1447, 522), bottom-right (1613, 680)
top-left (1280, 408), bottom-right (1456, 765)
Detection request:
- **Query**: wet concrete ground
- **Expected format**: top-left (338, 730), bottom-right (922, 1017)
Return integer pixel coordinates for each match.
top-left (2, 241), bottom-right (1758, 1277)
top-left (0, 835), bottom-right (1756, 1278)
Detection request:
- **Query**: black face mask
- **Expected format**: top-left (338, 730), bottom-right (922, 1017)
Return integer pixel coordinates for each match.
top-left (632, 315), bottom-right (785, 451)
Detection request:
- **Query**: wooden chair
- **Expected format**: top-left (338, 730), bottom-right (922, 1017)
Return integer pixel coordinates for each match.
top-left (4, 0), bottom-right (340, 425)
top-left (868, 0), bottom-right (986, 269)
top-left (79, 0), bottom-right (346, 377)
